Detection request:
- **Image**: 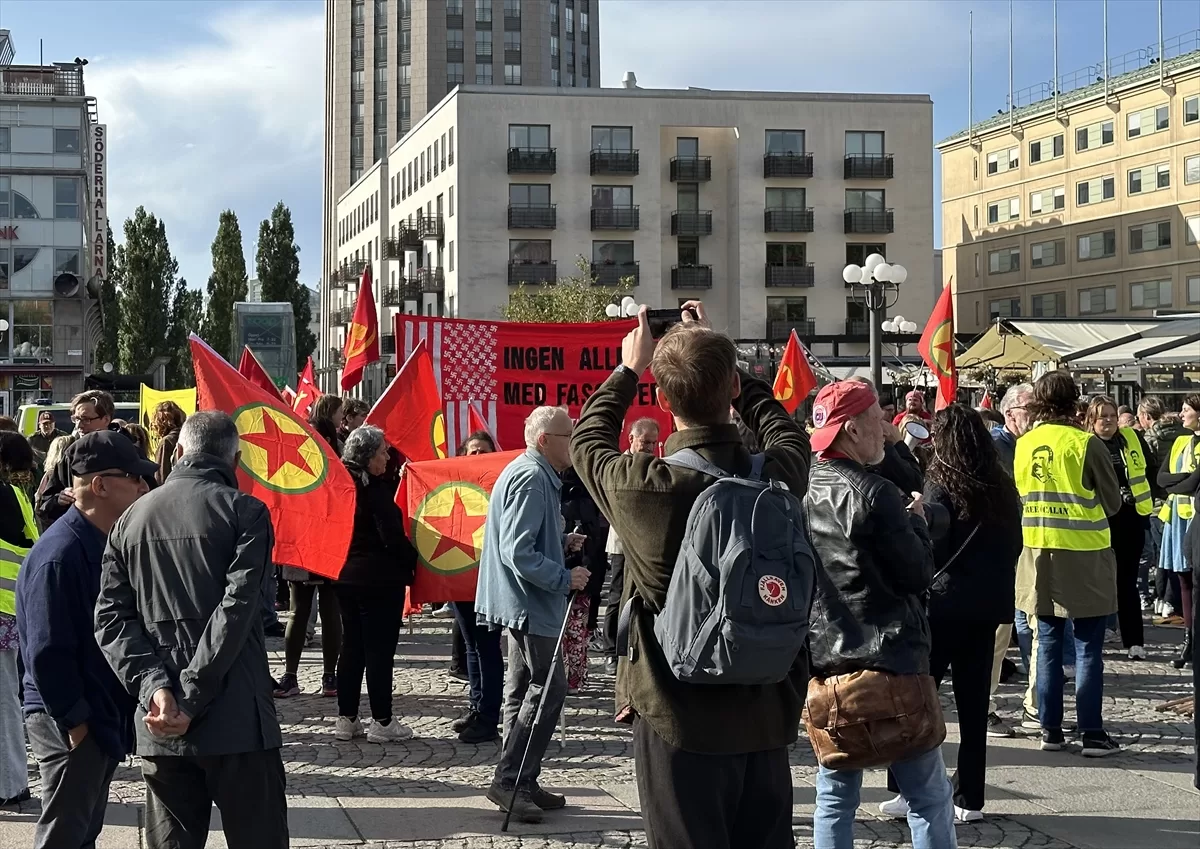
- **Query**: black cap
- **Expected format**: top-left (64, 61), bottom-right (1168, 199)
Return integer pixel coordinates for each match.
top-left (67, 431), bottom-right (158, 479)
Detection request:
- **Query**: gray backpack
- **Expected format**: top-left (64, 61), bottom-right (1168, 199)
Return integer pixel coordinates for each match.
top-left (651, 449), bottom-right (814, 686)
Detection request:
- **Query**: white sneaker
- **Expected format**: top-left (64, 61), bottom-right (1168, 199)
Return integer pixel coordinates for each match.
top-left (1062, 665), bottom-right (1076, 680)
top-left (334, 716), bottom-right (363, 741)
top-left (367, 719), bottom-right (414, 743)
top-left (1128, 645), bottom-right (1147, 660)
top-left (433, 603), bottom-right (455, 619)
top-left (954, 806), bottom-right (984, 824)
top-left (878, 795), bottom-right (911, 819)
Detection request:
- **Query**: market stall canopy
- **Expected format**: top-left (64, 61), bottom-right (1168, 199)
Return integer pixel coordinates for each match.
top-left (957, 324), bottom-right (1058, 371)
top-left (1062, 316), bottom-right (1200, 367)
top-left (1008, 319), bottom-right (1165, 360)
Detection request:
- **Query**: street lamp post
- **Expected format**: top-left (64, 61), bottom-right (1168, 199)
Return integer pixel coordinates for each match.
top-left (842, 254), bottom-right (908, 390)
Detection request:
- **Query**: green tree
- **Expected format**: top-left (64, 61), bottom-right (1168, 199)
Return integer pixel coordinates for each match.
top-left (256, 202), bottom-right (314, 369)
top-left (166, 277), bottom-right (203, 386)
top-left (199, 210), bottom-right (248, 360)
top-left (117, 207), bottom-right (178, 375)
top-left (94, 223), bottom-right (121, 368)
top-left (502, 257), bottom-right (635, 323)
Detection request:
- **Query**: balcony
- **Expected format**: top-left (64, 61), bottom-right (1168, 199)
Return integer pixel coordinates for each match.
top-left (670, 156), bottom-right (712, 182)
top-left (2, 65), bottom-right (85, 97)
top-left (844, 154), bottom-right (894, 179)
top-left (417, 214), bottom-right (444, 240)
top-left (326, 270), bottom-right (347, 290)
top-left (763, 152), bottom-right (814, 178)
top-left (844, 209), bottom-right (895, 234)
top-left (765, 264), bottom-right (815, 288)
top-left (382, 333), bottom-right (396, 355)
top-left (402, 279), bottom-right (423, 300)
top-left (764, 208), bottom-right (815, 233)
top-left (382, 284), bottom-right (403, 306)
top-left (845, 318), bottom-right (870, 336)
top-left (590, 149), bottom-right (639, 175)
top-left (328, 347), bottom-right (346, 367)
top-left (384, 238), bottom-right (402, 259)
top-left (671, 265), bottom-right (713, 290)
top-left (508, 261), bottom-right (558, 286)
top-left (671, 210), bottom-right (713, 236)
top-left (507, 147), bottom-right (556, 174)
top-left (399, 225), bottom-right (422, 250)
top-left (768, 319), bottom-right (816, 341)
top-left (335, 259), bottom-right (366, 284)
top-left (328, 307), bottom-right (352, 326)
top-left (590, 206), bottom-right (639, 230)
top-left (591, 262), bottom-right (640, 287)
top-left (417, 267), bottom-right (445, 294)
top-left (508, 204), bottom-right (556, 229)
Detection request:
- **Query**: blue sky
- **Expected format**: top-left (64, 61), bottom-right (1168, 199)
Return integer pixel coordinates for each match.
top-left (2, 0), bottom-right (1196, 291)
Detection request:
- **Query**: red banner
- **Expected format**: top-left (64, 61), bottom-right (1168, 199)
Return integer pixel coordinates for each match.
top-left (394, 315), bottom-right (672, 452)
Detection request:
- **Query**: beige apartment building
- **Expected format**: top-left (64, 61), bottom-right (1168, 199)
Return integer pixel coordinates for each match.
top-left (322, 83), bottom-right (935, 389)
top-left (938, 42), bottom-right (1200, 334)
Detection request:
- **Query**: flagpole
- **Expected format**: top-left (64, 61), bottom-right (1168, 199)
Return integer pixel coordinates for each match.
top-left (1008, 0), bottom-right (1015, 130)
top-left (1053, 0), bottom-right (1059, 115)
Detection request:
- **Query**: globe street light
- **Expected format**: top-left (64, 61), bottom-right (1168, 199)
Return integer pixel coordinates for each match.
top-left (842, 256), bottom-right (908, 390)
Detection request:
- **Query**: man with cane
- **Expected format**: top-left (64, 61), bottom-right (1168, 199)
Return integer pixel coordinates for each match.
top-left (476, 405), bottom-right (587, 824)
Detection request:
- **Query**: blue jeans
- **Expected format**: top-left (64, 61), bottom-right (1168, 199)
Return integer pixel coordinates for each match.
top-left (815, 746), bottom-right (956, 849)
top-left (1015, 610), bottom-right (1074, 670)
top-left (1035, 615), bottom-right (1107, 734)
top-left (451, 601), bottom-right (503, 725)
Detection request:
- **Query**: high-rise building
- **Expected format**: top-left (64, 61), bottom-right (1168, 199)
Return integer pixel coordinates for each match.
top-left (321, 0), bottom-right (600, 366)
top-left (937, 39), bottom-right (1200, 333)
top-left (0, 29), bottom-right (106, 409)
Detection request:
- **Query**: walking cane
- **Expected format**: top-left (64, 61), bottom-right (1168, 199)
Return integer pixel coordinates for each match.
top-left (500, 588), bottom-right (577, 832)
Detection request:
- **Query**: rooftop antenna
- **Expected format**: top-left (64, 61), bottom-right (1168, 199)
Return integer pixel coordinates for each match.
top-left (1053, 0), bottom-right (1059, 116)
top-left (1008, 0), bottom-right (1014, 130)
top-left (1158, 0), bottom-right (1165, 87)
top-left (1103, 0), bottom-right (1110, 100)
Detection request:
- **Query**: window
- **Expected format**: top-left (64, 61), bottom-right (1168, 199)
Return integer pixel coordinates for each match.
top-left (0, 247), bottom-right (7, 289)
top-left (54, 248), bottom-right (80, 277)
top-left (550, 1), bottom-right (558, 29)
top-left (678, 238), bottom-right (699, 266)
top-left (509, 184), bottom-right (550, 206)
top-left (1032, 292), bottom-right (1066, 317)
top-left (1076, 176), bottom-right (1115, 206)
top-left (845, 189), bottom-right (884, 210)
top-left (1129, 221), bottom-right (1171, 252)
top-left (54, 177), bottom-right (79, 219)
top-left (433, 141), bottom-right (439, 174)
top-left (12, 247), bottom-right (37, 276)
top-left (475, 30), bottom-right (492, 56)
top-left (476, 63), bottom-right (492, 84)
top-left (504, 31), bottom-right (521, 52)
top-left (1128, 163), bottom-right (1170, 195)
top-left (767, 297), bottom-right (808, 322)
top-left (1186, 96), bottom-right (1200, 124)
top-left (1031, 239), bottom-right (1065, 269)
top-left (504, 0), bottom-right (521, 16)
top-left (54, 129), bottom-right (80, 154)
top-left (565, 5), bottom-right (574, 34)
top-left (580, 9), bottom-right (589, 34)
top-left (986, 146), bottom-right (1020, 175)
top-left (551, 68), bottom-right (560, 87)
top-left (446, 0), bottom-right (463, 13)
top-left (504, 64), bottom-right (522, 85)
top-left (1127, 104), bottom-right (1169, 138)
top-left (592, 240), bottom-right (634, 264)
top-left (550, 34), bottom-right (559, 58)
top-left (1131, 279), bottom-right (1172, 309)
top-left (766, 188), bottom-right (806, 209)
top-left (510, 239), bottom-right (551, 261)
top-left (845, 131), bottom-right (883, 156)
top-left (846, 244), bottom-right (885, 267)
top-left (989, 298), bottom-right (1021, 319)
top-left (767, 243), bottom-right (807, 266)
top-left (1029, 134), bottom-right (1064, 163)
top-left (1078, 230), bottom-right (1116, 260)
top-left (1185, 155), bottom-right (1200, 186)
top-left (1029, 186), bottom-right (1065, 214)
top-left (441, 133), bottom-right (447, 167)
top-left (1079, 286), bottom-right (1117, 315)
top-left (988, 247), bottom-right (1020, 274)
top-left (986, 197), bottom-right (1019, 224)
top-left (447, 29), bottom-right (464, 49)
top-left (1075, 119), bottom-right (1114, 151)
top-left (448, 127), bottom-right (454, 163)
top-left (592, 186), bottom-right (632, 207)
top-left (448, 241), bottom-right (454, 272)
top-left (11, 301), bottom-right (53, 361)
top-left (0, 127), bottom-right (8, 153)
top-left (1189, 276), bottom-right (1200, 305)
top-left (476, 2), bottom-right (492, 23)
top-left (592, 126), bottom-right (632, 151)
top-left (509, 124), bottom-right (549, 149)
top-left (447, 62), bottom-right (464, 84)
top-left (0, 177), bottom-right (7, 218)
top-left (419, 152), bottom-right (425, 185)
top-left (1187, 215), bottom-right (1199, 245)
top-left (766, 130), bottom-right (805, 155)
top-left (677, 137), bottom-right (699, 158)
top-left (676, 183), bottom-right (698, 210)
top-left (449, 186), bottom-right (454, 217)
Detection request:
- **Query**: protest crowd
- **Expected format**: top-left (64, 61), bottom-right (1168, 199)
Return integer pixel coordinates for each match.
top-left (0, 297), bottom-right (1197, 849)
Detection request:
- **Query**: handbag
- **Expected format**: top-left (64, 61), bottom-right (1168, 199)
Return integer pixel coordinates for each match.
top-left (931, 522), bottom-right (980, 586)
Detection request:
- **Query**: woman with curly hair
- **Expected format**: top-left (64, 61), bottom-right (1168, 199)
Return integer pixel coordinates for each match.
top-left (150, 400), bottom-right (187, 484)
top-left (881, 404), bottom-right (1022, 824)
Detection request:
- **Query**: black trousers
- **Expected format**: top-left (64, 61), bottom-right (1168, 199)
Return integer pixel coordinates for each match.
top-left (25, 712), bottom-right (118, 849)
top-left (602, 553), bottom-right (625, 658)
top-left (284, 582), bottom-right (341, 676)
top-left (142, 749), bottom-right (288, 849)
top-left (634, 716), bottom-right (794, 849)
top-left (1113, 524), bottom-right (1146, 649)
top-left (335, 583), bottom-right (404, 720)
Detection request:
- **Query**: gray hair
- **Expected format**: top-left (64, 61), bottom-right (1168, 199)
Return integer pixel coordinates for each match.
top-left (342, 424), bottom-right (385, 469)
top-left (629, 417), bottom-right (660, 438)
top-left (178, 411), bottom-right (240, 462)
top-left (524, 406), bottom-right (568, 451)
top-left (1137, 395), bottom-right (1165, 421)
top-left (999, 383), bottom-right (1033, 415)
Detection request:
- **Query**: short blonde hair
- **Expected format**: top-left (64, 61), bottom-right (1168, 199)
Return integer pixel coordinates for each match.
top-left (45, 434), bottom-right (77, 471)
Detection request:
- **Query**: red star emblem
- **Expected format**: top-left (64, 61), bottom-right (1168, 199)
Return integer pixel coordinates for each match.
top-left (240, 409), bottom-right (316, 479)
top-left (425, 489), bottom-right (487, 562)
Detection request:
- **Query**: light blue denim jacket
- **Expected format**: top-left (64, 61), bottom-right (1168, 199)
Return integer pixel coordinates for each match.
top-left (475, 450), bottom-right (570, 637)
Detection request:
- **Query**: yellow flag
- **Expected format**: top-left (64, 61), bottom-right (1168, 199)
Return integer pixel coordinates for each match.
top-left (139, 385), bottom-right (197, 459)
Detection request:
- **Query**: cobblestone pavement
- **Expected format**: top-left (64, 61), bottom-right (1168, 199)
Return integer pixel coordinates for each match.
top-left (2, 612), bottom-right (1196, 849)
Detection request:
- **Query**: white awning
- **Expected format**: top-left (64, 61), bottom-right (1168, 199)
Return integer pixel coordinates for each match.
top-left (1006, 319), bottom-right (1165, 360)
top-left (1049, 317), bottom-right (1200, 367)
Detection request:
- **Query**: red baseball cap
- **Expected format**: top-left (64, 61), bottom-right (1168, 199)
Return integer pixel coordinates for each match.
top-left (810, 381), bottom-right (878, 453)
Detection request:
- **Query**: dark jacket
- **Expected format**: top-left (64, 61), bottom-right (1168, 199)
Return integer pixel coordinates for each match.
top-left (36, 449), bottom-right (72, 528)
top-left (155, 427), bottom-right (181, 485)
top-left (94, 454), bottom-right (281, 757)
top-left (923, 482), bottom-right (1021, 624)
top-left (560, 467), bottom-right (610, 598)
top-left (28, 428), bottom-right (69, 456)
top-left (339, 463), bottom-right (418, 587)
top-left (869, 440), bottom-right (924, 495)
top-left (805, 458), bottom-right (935, 677)
top-left (1145, 419), bottom-right (1190, 481)
top-left (16, 508), bottom-right (135, 761)
top-left (570, 367), bottom-right (811, 756)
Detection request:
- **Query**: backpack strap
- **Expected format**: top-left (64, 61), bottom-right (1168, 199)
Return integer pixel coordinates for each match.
top-left (664, 448), bottom-right (768, 481)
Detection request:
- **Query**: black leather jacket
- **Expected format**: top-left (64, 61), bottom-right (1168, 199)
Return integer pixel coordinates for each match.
top-left (804, 458), bottom-right (935, 677)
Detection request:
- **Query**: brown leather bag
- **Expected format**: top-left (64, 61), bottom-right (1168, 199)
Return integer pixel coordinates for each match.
top-left (802, 669), bottom-right (946, 771)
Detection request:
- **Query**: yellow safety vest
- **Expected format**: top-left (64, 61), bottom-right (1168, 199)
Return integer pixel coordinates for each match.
top-left (1015, 423), bottom-right (1112, 552)
top-left (0, 484), bottom-right (39, 616)
top-left (1157, 434), bottom-right (1199, 523)
top-left (1117, 427), bottom-right (1153, 517)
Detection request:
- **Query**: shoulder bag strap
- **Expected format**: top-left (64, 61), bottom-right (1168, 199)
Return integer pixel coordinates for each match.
top-left (930, 522), bottom-right (981, 585)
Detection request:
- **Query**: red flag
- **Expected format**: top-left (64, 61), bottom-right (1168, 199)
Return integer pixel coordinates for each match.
top-left (773, 330), bottom-right (818, 414)
top-left (980, 392), bottom-right (993, 410)
top-left (366, 339), bottom-right (447, 461)
top-left (294, 357), bottom-right (322, 419)
top-left (397, 450), bottom-right (521, 603)
top-left (467, 402), bottom-right (500, 449)
top-left (237, 347), bottom-right (283, 402)
top-left (919, 283), bottom-right (958, 411)
top-left (341, 265), bottom-right (380, 391)
top-left (281, 385), bottom-right (297, 408)
top-left (190, 335), bottom-right (355, 580)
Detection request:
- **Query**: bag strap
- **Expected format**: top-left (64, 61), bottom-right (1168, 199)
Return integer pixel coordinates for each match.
top-left (663, 449), bottom-right (767, 482)
top-left (931, 523), bottom-right (981, 585)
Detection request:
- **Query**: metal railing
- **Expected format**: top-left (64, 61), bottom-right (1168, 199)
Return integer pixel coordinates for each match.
top-left (671, 265), bottom-right (713, 290)
top-left (590, 149), bottom-right (639, 175)
top-left (670, 156), bottom-right (712, 181)
top-left (417, 267), bottom-right (445, 293)
top-left (764, 152), bottom-right (814, 178)
top-left (590, 262), bottom-right (640, 287)
top-left (508, 204), bottom-right (557, 229)
top-left (844, 154), bottom-right (894, 179)
top-left (590, 206), bottom-right (639, 230)
top-left (765, 264), bottom-right (815, 287)
top-left (508, 261), bottom-right (558, 286)
top-left (507, 147), bottom-right (556, 174)
top-left (671, 210), bottom-right (713, 236)
top-left (768, 319), bottom-right (816, 341)
top-left (844, 209), bottom-right (895, 234)
top-left (764, 208), bottom-right (814, 233)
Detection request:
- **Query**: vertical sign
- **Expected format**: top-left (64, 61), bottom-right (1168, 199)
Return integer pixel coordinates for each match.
top-left (91, 124), bottom-right (107, 283)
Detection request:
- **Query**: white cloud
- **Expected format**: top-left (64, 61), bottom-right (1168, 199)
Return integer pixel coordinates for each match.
top-left (86, 4), bottom-right (324, 290)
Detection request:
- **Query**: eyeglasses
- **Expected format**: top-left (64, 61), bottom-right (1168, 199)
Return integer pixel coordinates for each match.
top-left (544, 432), bottom-right (573, 439)
top-left (72, 414), bottom-right (102, 424)
top-left (94, 471), bottom-right (139, 482)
